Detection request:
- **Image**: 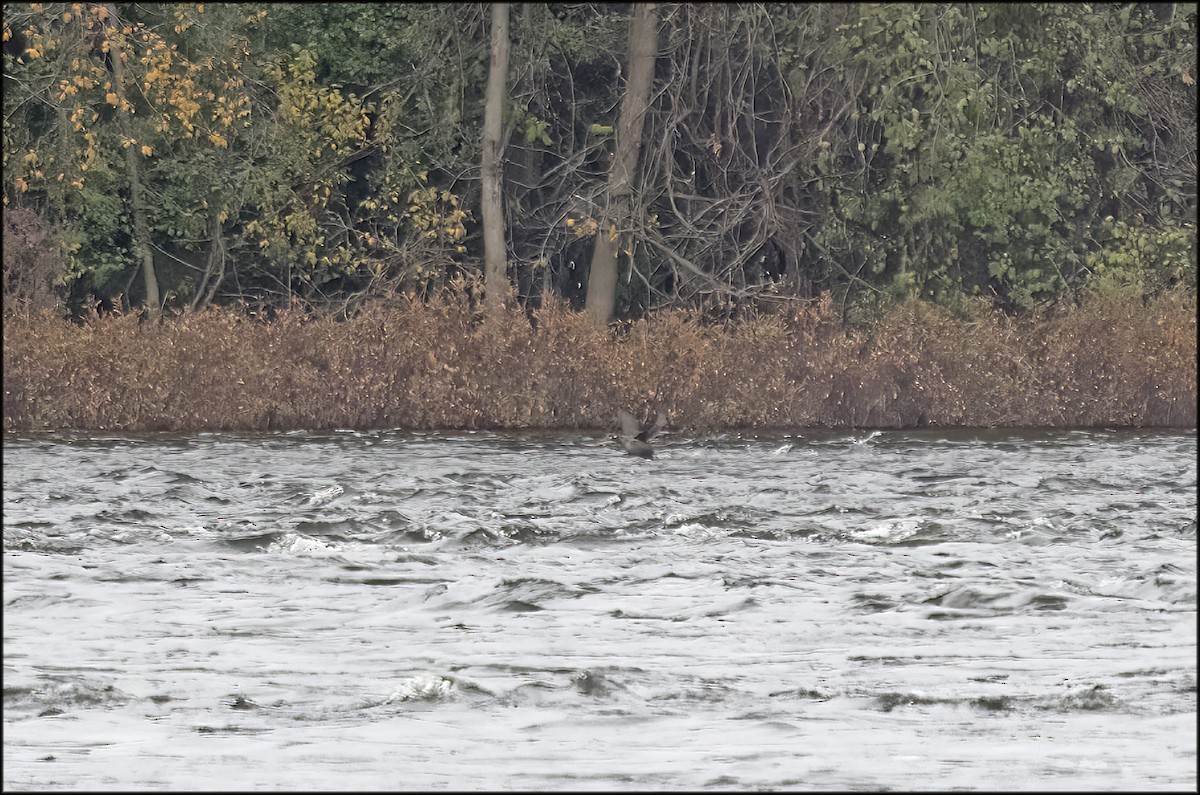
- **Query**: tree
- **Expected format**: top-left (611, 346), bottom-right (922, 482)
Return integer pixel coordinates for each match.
top-left (3, 2), bottom-right (257, 311)
top-left (102, 3), bottom-right (158, 311)
top-left (481, 2), bottom-right (510, 315)
top-left (584, 2), bottom-right (659, 327)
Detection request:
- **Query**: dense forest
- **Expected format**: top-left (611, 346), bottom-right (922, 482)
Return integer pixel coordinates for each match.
top-left (3, 2), bottom-right (1196, 322)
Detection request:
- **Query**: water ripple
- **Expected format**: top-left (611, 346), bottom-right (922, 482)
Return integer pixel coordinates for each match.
top-left (3, 428), bottom-right (1196, 790)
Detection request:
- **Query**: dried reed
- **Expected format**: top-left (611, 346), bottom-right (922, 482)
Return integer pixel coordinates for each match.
top-left (3, 290), bottom-right (1195, 431)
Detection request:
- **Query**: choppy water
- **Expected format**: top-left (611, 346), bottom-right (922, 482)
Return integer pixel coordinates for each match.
top-left (3, 428), bottom-right (1196, 791)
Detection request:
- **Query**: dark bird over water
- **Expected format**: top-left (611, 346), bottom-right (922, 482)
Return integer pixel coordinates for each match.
top-left (616, 409), bottom-right (667, 459)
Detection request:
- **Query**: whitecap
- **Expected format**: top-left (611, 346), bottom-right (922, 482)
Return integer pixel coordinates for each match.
top-left (384, 675), bottom-right (455, 702)
top-left (266, 532), bottom-right (341, 557)
top-left (306, 484), bottom-right (344, 506)
top-left (850, 518), bottom-right (921, 543)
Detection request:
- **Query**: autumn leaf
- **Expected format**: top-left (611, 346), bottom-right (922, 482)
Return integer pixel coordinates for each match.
top-left (105, 92), bottom-right (119, 106)
top-left (140, 145), bottom-right (153, 156)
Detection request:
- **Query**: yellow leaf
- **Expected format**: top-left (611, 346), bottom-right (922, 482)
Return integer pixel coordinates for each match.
top-left (105, 92), bottom-right (119, 106)
top-left (62, 12), bottom-right (72, 23)
top-left (14, 177), bottom-right (28, 192)
top-left (140, 145), bottom-right (153, 156)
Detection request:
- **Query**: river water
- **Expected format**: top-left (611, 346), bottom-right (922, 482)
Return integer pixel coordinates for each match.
top-left (3, 428), bottom-right (1196, 791)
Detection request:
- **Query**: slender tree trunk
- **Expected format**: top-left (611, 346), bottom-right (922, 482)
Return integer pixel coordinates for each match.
top-left (481, 2), bottom-right (511, 316)
top-left (192, 208), bottom-right (226, 310)
top-left (506, 3), bottom-right (543, 304)
top-left (585, 2), bottom-right (659, 328)
top-left (104, 4), bottom-right (159, 312)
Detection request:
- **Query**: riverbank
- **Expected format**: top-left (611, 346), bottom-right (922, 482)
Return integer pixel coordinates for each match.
top-left (3, 289), bottom-right (1195, 432)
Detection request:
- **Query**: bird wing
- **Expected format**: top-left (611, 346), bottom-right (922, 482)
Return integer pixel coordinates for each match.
top-left (616, 409), bottom-right (640, 438)
top-left (638, 411), bottom-right (667, 442)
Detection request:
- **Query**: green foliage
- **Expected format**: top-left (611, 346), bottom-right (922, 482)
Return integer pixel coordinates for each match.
top-left (945, 119), bottom-right (1093, 307)
top-left (510, 105), bottom-right (553, 146)
top-left (814, 2), bottom-right (1195, 313)
top-left (237, 46), bottom-right (374, 291)
top-left (1085, 216), bottom-right (1198, 296)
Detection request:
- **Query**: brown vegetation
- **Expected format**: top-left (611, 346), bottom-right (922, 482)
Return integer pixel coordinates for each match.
top-left (3, 290), bottom-right (1195, 433)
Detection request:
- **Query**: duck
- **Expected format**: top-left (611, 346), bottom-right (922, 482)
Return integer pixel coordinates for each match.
top-left (616, 409), bottom-right (666, 459)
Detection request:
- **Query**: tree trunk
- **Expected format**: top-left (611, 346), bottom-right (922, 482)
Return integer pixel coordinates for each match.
top-left (104, 4), bottom-right (159, 312)
top-left (192, 208), bottom-right (226, 310)
top-left (585, 2), bottom-right (659, 328)
top-left (481, 2), bottom-right (511, 316)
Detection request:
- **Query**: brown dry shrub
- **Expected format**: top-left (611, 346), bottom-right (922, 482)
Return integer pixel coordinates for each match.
top-left (851, 298), bottom-right (1036, 427)
top-left (526, 297), bottom-right (613, 427)
top-left (1031, 288), bottom-right (1197, 426)
top-left (3, 288), bottom-right (1195, 432)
